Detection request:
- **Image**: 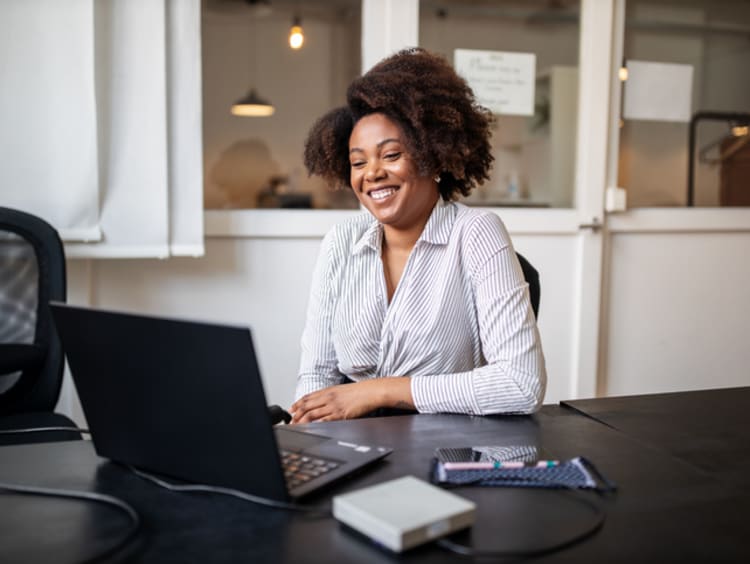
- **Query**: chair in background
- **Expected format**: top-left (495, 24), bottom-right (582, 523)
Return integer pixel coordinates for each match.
top-left (516, 252), bottom-right (540, 319)
top-left (0, 207), bottom-right (81, 445)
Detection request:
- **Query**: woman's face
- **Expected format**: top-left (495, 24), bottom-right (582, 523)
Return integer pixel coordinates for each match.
top-left (348, 113), bottom-right (438, 232)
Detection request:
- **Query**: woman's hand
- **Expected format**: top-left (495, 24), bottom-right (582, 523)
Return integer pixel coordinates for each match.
top-left (289, 377), bottom-right (413, 424)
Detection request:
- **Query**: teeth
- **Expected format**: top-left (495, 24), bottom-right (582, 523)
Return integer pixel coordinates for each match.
top-left (370, 188), bottom-right (396, 200)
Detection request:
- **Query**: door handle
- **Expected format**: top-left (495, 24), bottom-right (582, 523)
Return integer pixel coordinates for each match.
top-left (578, 217), bottom-right (602, 232)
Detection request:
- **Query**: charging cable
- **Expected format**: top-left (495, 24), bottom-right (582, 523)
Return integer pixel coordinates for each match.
top-left (127, 465), bottom-right (331, 518)
top-left (0, 481), bottom-right (141, 563)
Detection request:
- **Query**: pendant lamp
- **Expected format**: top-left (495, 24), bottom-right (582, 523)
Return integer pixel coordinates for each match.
top-left (231, 11), bottom-right (275, 118)
top-left (231, 88), bottom-right (275, 117)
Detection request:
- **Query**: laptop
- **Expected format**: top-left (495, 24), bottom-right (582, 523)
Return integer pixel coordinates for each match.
top-left (49, 303), bottom-right (392, 501)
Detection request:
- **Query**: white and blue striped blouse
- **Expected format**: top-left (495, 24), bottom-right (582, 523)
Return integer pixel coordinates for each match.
top-left (295, 199), bottom-right (547, 415)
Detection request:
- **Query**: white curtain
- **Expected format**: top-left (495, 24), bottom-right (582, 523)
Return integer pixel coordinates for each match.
top-left (0, 0), bottom-right (100, 241)
top-left (0, 0), bottom-right (204, 258)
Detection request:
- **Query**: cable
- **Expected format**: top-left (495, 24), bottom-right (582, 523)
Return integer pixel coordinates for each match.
top-left (435, 487), bottom-right (607, 559)
top-left (127, 465), bottom-right (332, 518)
top-left (0, 481), bottom-right (140, 563)
top-left (0, 426), bottom-right (90, 435)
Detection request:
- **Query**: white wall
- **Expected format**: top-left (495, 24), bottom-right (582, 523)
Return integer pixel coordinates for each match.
top-left (604, 231), bottom-right (750, 395)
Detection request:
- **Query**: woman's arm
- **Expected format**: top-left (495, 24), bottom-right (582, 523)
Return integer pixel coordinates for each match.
top-left (290, 377), bottom-right (413, 423)
top-left (295, 230), bottom-right (346, 400)
top-left (410, 216), bottom-right (546, 415)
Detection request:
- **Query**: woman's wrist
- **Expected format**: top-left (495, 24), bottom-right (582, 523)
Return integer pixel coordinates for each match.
top-left (377, 376), bottom-right (414, 410)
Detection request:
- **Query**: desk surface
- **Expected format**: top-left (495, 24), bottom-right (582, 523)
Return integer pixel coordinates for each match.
top-left (563, 386), bottom-right (750, 492)
top-left (2, 391), bottom-right (750, 563)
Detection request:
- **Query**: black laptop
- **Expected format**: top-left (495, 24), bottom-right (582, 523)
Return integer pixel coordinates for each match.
top-left (49, 303), bottom-right (391, 501)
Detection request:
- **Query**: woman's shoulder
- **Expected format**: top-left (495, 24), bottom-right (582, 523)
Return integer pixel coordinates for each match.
top-left (322, 210), bottom-right (377, 255)
top-left (452, 203), bottom-right (511, 246)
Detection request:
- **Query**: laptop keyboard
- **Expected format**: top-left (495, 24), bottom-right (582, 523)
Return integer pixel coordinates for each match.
top-left (280, 449), bottom-right (341, 490)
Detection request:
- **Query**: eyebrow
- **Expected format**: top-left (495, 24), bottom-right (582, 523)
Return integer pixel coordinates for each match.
top-left (349, 137), bottom-right (401, 154)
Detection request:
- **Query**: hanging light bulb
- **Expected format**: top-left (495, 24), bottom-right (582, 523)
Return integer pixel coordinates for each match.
top-left (231, 89), bottom-right (275, 117)
top-left (289, 16), bottom-right (304, 50)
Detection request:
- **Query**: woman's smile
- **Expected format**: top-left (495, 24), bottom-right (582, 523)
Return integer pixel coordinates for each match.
top-left (368, 185), bottom-right (399, 201)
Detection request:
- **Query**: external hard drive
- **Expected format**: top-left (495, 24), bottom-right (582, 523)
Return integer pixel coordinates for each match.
top-left (332, 475), bottom-right (476, 552)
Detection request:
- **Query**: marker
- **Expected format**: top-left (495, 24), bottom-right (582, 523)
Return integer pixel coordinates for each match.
top-left (442, 460), bottom-right (559, 471)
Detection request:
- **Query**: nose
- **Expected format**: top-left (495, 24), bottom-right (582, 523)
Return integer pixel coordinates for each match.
top-left (364, 161), bottom-right (386, 182)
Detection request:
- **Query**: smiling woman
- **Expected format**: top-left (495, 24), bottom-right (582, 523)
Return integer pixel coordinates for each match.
top-left (290, 48), bottom-right (546, 423)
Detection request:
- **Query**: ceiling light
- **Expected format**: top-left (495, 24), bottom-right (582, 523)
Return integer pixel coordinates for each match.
top-left (231, 89), bottom-right (275, 117)
top-left (289, 16), bottom-right (304, 50)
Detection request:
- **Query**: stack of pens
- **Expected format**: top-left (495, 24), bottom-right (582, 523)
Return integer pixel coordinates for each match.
top-left (431, 457), bottom-right (601, 490)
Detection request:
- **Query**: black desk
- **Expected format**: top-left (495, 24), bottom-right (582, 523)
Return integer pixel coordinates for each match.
top-left (563, 386), bottom-right (750, 493)
top-left (2, 391), bottom-right (749, 563)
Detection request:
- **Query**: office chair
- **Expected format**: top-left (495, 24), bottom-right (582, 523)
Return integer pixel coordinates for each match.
top-left (516, 252), bottom-right (540, 319)
top-left (0, 207), bottom-right (82, 445)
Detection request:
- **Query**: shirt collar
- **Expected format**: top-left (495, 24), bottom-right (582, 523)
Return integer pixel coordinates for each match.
top-left (353, 218), bottom-right (383, 255)
top-left (419, 198), bottom-right (454, 246)
top-left (352, 199), bottom-right (455, 255)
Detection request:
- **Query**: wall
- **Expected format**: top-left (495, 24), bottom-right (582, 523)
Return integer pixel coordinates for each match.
top-left (604, 230), bottom-right (750, 394)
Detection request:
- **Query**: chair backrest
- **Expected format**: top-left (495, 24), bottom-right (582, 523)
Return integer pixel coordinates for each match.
top-left (516, 252), bottom-right (540, 319)
top-left (0, 207), bottom-right (66, 414)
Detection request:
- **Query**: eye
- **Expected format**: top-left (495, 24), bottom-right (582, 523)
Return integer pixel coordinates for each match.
top-left (350, 160), bottom-right (366, 169)
top-left (383, 152), bottom-right (401, 161)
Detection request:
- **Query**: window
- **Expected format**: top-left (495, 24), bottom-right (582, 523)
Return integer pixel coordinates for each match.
top-left (618, 0), bottom-right (750, 208)
top-left (202, 0), bottom-right (362, 210)
top-left (419, 0), bottom-right (582, 208)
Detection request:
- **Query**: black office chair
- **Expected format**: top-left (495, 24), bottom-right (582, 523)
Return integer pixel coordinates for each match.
top-left (0, 207), bottom-right (82, 445)
top-left (516, 252), bottom-right (540, 320)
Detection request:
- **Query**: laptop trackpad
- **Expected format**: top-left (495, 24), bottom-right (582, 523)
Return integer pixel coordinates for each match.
top-left (276, 427), bottom-right (330, 451)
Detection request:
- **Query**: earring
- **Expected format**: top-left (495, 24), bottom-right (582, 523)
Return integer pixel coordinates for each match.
top-left (434, 174), bottom-right (441, 183)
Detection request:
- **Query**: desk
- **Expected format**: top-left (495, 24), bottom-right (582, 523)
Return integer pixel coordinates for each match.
top-left (563, 386), bottom-right (750, 493)
top-left (2, 391), bottom-right (749, 563)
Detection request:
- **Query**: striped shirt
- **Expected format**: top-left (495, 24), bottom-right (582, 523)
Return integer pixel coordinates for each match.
top-left (295, 200), bottom-right (547, 415)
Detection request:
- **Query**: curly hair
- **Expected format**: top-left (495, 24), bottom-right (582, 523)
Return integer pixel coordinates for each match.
top-left (303, 48), bottom-right (494, 201)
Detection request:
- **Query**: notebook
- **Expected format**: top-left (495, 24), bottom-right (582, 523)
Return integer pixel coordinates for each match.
top-left (49, 303), bottom-right (392, 501)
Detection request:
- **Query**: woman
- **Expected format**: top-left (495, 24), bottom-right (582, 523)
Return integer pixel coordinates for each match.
top-left (290, 48), bottom-right (546, 423)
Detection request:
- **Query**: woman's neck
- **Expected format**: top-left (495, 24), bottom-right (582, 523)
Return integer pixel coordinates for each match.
top-left (382, 196), bottom-right (439, 253)
top-left (383, 223), bottom-right (423, 253)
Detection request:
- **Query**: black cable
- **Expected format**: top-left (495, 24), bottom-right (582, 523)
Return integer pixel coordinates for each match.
top-left (0, 427), bottom-right (329, 514)
top-left (128, 465), bottom-right (332, 518)
top-left (435, 487), bottom-right (607, 559)
top-left (0, 481), bottom-right (141, 564)
top-left (0, 426), bottom-right (90, 435)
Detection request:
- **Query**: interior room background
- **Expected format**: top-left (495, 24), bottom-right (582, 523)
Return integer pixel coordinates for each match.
top-left (2, 0), bottom-right (748, 426)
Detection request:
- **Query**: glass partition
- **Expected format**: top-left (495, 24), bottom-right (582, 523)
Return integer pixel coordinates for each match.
top-left (202, 0), bottom-right (361, 210)
top-left (419, 0), bottom-right (582, 208)
top-left (618, 0), bottom-right (750, 207)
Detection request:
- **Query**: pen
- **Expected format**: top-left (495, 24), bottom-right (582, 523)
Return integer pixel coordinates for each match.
top-left (442, 460), bottom-right (559, 470)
